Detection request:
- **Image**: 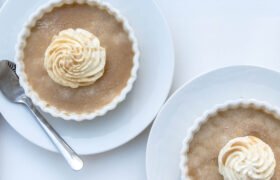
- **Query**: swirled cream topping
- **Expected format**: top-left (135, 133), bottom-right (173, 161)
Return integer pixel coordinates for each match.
top-left (44, 28), bottom-right (106, 88)
top-left (218, 136), bottom-right (276, 180)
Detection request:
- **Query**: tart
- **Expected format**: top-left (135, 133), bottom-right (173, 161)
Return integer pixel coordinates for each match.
top-left (180, 100), bottom-right (280, 180)
top-left (16, 0), bottom-right (139, 121)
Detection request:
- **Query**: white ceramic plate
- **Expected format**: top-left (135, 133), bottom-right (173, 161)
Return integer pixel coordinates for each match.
top-left (0, 0), bottom-right (174, 155)
top-left (146, 66), bottom-right (280, 180)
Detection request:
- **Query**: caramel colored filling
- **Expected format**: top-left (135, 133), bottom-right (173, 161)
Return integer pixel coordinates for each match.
top-left (23, 4), bottom-right (134, 113)
top-left (187, 107), bottom-right (280, 179)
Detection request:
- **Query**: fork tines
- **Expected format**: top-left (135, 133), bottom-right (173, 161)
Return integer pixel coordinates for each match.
top-left (7, 62), bottom-right (16, 73)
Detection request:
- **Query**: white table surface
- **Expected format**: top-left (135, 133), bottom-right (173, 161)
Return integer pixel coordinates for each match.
top-left (2, 0), bottom-right (280, 179)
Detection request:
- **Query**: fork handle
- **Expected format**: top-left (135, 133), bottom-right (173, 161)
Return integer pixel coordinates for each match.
top-left (22, 96), bottom-right (83, 171)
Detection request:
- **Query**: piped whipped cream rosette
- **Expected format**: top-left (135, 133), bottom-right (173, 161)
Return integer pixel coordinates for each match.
top-left (44, 28), bottom-right (106, 88)
top-left (218, 136), bottom-right (276, 180)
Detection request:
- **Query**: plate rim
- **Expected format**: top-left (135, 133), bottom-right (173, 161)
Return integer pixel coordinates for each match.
top-left (0, 0), bottom-right (175, 155)
top-left (145, 65), bottom-right (280, 179)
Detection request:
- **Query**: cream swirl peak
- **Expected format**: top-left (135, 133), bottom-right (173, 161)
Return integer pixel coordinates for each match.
top-left (218, 136), bottom-right (276, 180)
top-left (44, 28), bottom-right (106, 88)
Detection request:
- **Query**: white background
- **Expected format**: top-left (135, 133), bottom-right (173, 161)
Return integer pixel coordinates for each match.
top-left (1, 0), bottom-right (280, 179)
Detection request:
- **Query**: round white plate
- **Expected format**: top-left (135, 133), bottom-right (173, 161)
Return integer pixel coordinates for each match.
top-left (146, 66), bottom-right (280, 180)
top-left (0, 0), bottom-right (174, 155)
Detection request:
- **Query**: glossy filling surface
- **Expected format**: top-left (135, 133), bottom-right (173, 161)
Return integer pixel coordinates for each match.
top-left (187, 107), bottom-right (280, 179)
top-left (23, 4), bottom-right (133, 113)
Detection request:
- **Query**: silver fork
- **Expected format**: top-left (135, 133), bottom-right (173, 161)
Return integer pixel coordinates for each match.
top-left (0, 60), bottom-right (83, 170)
